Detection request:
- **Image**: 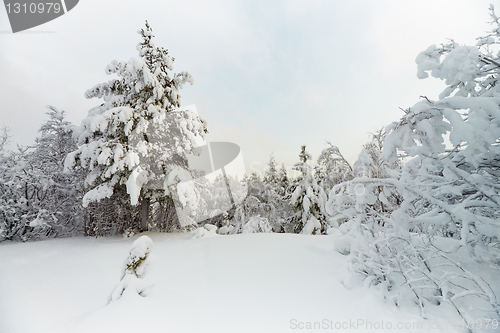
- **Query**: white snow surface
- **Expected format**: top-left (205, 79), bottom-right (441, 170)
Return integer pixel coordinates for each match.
top-left (0, 233), bottom-right (460, 333)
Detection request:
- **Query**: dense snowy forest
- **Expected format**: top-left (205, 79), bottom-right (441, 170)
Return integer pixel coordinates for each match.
top-left (2, 6), bottom-right (500, 332)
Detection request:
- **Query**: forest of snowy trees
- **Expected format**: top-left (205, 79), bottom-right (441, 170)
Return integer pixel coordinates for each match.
top-left (2, 6), bottom-right (500, 329)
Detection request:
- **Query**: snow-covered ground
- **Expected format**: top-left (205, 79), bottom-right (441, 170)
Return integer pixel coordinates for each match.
top-left (0, 233), bottom-right (461, 333)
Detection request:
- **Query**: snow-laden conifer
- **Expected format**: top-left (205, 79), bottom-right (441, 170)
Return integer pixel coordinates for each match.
top-left (65, 22), bottom-right (207, 231)
top-left (288, 146), bottom-right (327, 234)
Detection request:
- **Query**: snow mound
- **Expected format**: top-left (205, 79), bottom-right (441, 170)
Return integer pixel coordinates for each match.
top-left (191, 224), bottom-right (219, 238)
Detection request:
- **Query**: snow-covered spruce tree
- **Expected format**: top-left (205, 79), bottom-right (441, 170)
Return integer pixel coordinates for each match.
top-left (287, 146), bottom-right (327, 234)
top-left (263, 156), bottom-right (290, 199)
top-left (277, 163), bottom-right (289, 197)
top-left (261, 155), bottom-right (290, 232)
top-left (263, 154), bottom-right (279, 187)
top-left (65, 22), bottom-right (207, 234)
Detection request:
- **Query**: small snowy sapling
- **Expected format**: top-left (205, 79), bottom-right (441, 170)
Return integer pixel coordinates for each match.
top-left (110, 235), bottom-right (154, 301)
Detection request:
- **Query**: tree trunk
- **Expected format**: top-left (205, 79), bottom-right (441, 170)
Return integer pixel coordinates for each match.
top-left (141, 197), bottom-right (150, 232)
top-left (164, 196), bottom-right (179, 232)
top-left (221, 166), bottom-right (235, 209)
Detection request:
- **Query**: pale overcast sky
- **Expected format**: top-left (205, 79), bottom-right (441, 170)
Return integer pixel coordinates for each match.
top-left (0, 0), bottom-right (495, 174)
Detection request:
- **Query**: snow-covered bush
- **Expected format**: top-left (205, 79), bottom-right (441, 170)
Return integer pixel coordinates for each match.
top-left (382, 5), bottom-right (500, 258)
top-left (330, 6), bottom-right (500, 324)
top-left (242, 216), bottom-right (272, 234)
top-left (316, 142), bottom-right (354, 194)
top-left (191, 223), bottom-right (218, 238)
top-left (217, 215), bottom-right (234, 235)
top-left (326, 129), bottom-right (402, 230)
top-left (33, 107), bottom-right (85, 237)
top-left (111, 235), bottom-right (154, 301)
top-left (0, 108), bottom-right (84, 242)
top-left (329, 175), bottom-right (500, 323)
top-left (231, 173), bottom-right (277, 233)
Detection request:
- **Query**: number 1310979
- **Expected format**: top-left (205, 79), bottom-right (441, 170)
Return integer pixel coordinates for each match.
top-left (5, 2), bottom-right (61, 14)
